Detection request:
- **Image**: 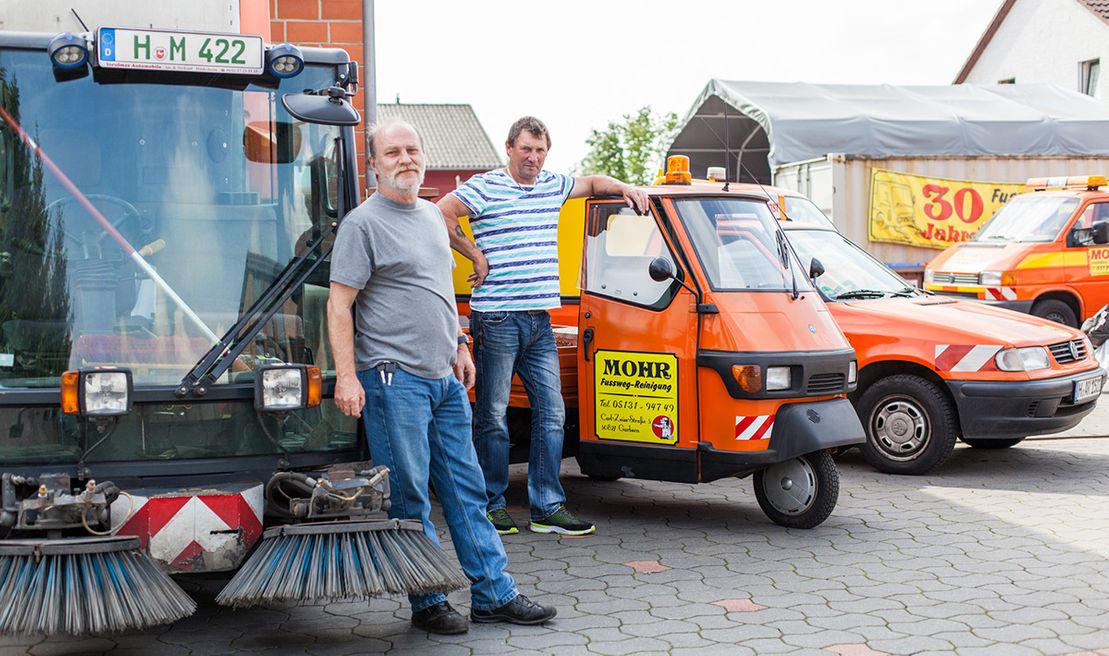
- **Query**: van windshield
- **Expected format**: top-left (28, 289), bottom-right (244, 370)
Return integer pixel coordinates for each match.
top-left (786, 228), bottom-right (918, 301)
top-left (974, 194), bottom-right (1079, 243)
top-left (0, 49), bottom-right (342, 388)
top-left (674, 197), bottom-right (812, 292)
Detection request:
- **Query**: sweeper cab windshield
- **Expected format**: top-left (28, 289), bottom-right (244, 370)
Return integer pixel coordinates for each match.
top-left (0, 35), bottom-right (362, 471)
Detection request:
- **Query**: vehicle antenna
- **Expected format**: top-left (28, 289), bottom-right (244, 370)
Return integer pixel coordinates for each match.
top-left (70, 8), bottom-right (89, 32)
top-left (722, 103), bottom-right (730, 192)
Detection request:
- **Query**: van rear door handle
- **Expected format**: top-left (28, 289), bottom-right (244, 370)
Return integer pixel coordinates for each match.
top-left (582, 328), bottom-right (594, 362)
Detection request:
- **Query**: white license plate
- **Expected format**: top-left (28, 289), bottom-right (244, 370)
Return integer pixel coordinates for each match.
top-left (97, 27), bottom-right (264, 75)
top-left (1074, 375), bottom-right (1103, 403)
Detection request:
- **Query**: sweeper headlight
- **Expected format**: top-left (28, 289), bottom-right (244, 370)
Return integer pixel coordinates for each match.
top-left (48, 32), bottom-right (89, 70)
top-left (266, 43), bottom-right (304, 78)
top-left (61, 369), bottom-right (133, 417)
top-left (256, 364), bottom-right (322, 411)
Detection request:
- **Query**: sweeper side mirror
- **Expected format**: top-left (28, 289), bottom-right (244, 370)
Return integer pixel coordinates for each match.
top-left (282, 88), bottom-right (361, 127)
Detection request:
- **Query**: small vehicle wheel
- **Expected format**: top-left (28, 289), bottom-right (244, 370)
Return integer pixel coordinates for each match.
top-left (961, 437), bottom-right (1025, 449)
top-left (856, 374), bottom-right (957, 475)
top-left (753, 449), bottom-right (838, 529)
top-left (1031, 299), bottom-right (1077, 327)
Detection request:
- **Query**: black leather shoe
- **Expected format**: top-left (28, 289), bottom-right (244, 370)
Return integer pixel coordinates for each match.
top-left (470, 594), bottom-right (557, 625)
top-left (411, 601), bottom-right (469, 635)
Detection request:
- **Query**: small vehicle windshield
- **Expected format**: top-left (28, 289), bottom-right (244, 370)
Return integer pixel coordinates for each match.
top-left (0, 49), bottom-right (342, 387)
top-left (675, 196), bottom-right (813, 292)
top-left (786, 228), bottom-right (918, 301)
top-left (974, 194), bottom-right (1080, 243)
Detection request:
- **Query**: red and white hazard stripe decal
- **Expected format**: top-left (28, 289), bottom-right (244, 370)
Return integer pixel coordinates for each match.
top-left (985, 287), bottom-right (1017, 301)
top-left (735, 414), bottom-right (775, 441)
top-left (111, 484), bottom-right (264, 573)
top-left (934, 344), bottom-right (1001, 372)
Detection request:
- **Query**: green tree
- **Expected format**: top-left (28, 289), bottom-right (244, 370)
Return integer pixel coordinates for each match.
top-left (577, 106), bottom-right (679, 186)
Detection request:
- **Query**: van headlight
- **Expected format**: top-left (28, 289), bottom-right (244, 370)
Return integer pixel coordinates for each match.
top-left (923, 270), bottom-right (935, 284)
top-left (995, 347), bottom-right (1049, 371)
top-left (980, 271), bottom-right (1002, 286)
top-left (848, 361), bottom-right (858, 384)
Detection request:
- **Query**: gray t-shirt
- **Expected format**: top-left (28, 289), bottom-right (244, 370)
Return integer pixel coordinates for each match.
top-left (329, 193), bottom-right (458, 379)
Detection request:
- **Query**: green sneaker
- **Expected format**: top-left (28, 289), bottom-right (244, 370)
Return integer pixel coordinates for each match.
top-left (486, 508), bottom-right (519, 535)
top-left (529, 505), bottom-right (596, 536)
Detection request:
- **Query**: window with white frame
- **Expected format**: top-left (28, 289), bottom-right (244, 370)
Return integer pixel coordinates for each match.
top-left (1081, 59), bottom-right (1100, 97)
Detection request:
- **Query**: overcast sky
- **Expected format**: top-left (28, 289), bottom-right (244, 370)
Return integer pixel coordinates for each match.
top-left (372, 0), bottom-right (1004, 173)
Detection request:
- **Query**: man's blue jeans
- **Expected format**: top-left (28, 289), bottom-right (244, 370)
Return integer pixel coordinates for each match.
top-left (470, 310), bottom-right (567, 520)
top-left (358, 367), bottom-right (518, 613)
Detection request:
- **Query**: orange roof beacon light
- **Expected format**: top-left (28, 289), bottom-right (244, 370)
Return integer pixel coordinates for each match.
top-left (1025, 175), bottom-right (1107, 191)
top-left (664, 155), bottom-right (692, 185)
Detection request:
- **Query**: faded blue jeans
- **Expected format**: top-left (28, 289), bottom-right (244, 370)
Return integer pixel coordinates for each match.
top-left (470, 310), bottom-right (567, 520)
top-left (358, 367), bottom-right (518, 613)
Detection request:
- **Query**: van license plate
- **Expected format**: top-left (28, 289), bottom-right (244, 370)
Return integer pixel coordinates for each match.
top-left (1074, 376), bottom-right (1103, 403)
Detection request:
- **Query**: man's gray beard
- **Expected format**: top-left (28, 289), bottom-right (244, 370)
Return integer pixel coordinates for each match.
top-left (384, 168), bottom-right (426, 193)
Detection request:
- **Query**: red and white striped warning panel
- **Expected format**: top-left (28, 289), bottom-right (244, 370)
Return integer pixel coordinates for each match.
top-left (934, 344), bottom-right (1001, 372)
top-left (111, 483), bottom-right (264, 574)
top-left (735, 414), bottom-right (775, 441)
top-left (985, 287), bottom-right (1017, 301)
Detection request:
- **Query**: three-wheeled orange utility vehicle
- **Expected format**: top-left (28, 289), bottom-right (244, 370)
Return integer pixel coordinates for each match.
top-left (925, 175), bottom-right (1109, 327)
top-left (455, 158), bottom-right (864, 528)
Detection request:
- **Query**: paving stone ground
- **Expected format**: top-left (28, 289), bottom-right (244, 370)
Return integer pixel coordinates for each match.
top-left (4, 433), bottom-right (1109, 655)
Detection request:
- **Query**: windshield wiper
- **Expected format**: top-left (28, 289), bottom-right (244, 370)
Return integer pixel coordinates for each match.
top-left (889, 288), bottom-right (918, 297)
top-left (836, 289), bottom-right (888, 299)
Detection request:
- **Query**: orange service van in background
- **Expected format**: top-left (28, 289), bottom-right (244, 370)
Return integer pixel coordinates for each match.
top-left (454, 158), bottom-right (864, 528)
top-left (924, 175), bottom-right (1109, 327)
top-left (776, 191), bottom-right (1104, 474)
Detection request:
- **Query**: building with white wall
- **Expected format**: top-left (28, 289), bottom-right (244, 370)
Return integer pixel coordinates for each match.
top-left (956, 0), bottom-right (1109, 99)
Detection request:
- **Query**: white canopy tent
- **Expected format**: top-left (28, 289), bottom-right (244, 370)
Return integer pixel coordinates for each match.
top-left (668, 80), bottom-right (1109, 183)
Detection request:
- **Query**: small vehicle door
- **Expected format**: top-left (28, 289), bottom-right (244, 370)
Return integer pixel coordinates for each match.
top-left (577, 200), bottom-right (698, 452)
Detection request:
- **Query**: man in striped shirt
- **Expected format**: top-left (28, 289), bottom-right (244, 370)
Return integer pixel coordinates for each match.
top-left (437, 116), bottom-right (648, 537)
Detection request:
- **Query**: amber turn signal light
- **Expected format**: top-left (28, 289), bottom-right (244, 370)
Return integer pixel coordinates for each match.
top-left (731, 364), bottom-right (762, 393)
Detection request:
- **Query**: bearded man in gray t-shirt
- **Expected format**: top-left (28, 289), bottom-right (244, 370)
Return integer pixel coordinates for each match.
top-left (327, 119), bottom-right (555, 635)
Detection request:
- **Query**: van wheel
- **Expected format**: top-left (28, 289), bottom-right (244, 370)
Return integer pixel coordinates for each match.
top-left (1031, 299), bottom-right (1077, 327)
top-left (856, 375), bottom-right (957, 475)
top-left (961, 437), bottom-right (1025, 449)
top-left (753, 450), bottom-right (838, 529)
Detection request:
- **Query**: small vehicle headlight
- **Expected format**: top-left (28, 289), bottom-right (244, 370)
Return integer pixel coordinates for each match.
top-left (62, 369), bottom-right (133, 417)
top-left (980, 271), bottom-right (1002, 286)
top-left (848, 361), bottom-right (858, 384)
top-left (995, 347), bottom-right (1050, 372)
top-left (256, 364), bottom-right (322, 411)
top-left (923, 270), bottom-right (935, 284)
top-left (766, 366), bottom-right (792, 391)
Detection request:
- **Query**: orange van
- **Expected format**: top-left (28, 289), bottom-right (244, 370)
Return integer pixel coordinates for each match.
top-left (924, 175), bottom-right (1109, 327)
top-left (776, 191), bottom-right (1105, 474)
top-left (454, 159), bottom-right (864, 528)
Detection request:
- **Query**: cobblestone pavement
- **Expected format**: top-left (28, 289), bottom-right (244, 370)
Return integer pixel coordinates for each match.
top-left (4, 436), bottom-right (1109, 655)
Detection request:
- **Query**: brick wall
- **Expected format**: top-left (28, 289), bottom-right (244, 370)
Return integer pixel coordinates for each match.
top-left (270, 0), bottom-right (368, 196)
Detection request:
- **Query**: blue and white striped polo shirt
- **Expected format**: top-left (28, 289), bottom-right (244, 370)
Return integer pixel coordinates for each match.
top-left (452, 169), bottom-right (574, 312)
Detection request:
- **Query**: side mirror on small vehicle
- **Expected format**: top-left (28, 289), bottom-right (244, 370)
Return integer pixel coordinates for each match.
top-left (1094, 221), bottom-right (1109, 245)
top-left (648, 257), bottom-right (675, 282)
top-left (808, 258), bottom-right (825, 280)
top-left (282, 88), bottom-right (361, 126)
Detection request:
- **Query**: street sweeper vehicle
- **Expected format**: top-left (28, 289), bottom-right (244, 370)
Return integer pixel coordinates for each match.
top-left (453, 156), bottom-right (866, 530)
top-left (0, 28), bottom-right (467, 637)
